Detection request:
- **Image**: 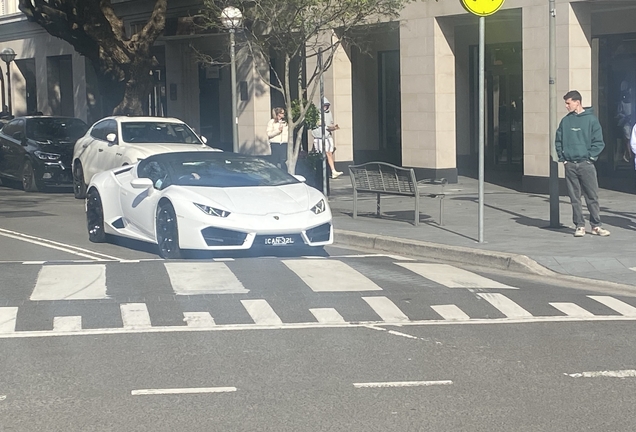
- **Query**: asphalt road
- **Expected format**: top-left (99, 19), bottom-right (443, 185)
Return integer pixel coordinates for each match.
top-left (2, 182), bottom-right (636, 431)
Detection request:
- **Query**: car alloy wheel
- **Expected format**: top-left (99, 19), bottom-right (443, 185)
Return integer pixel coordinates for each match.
top-left (22, 159), bottom-right (41, 192)
top-left (73, 161), bottom-right (87, 199)
top-left (86, 188), bottom-right (106, 243)
top-left (156, 202), bottom-right (182, 259)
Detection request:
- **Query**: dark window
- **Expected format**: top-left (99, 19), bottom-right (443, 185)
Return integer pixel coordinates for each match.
top-left (25, 118), bottom-right (87, 141)
top-left (0, 119), bottom-right (21, 137)
top-left (121, 121), bottom-right (201, 144)
top-left (90, 120), bottom-right (109, 140)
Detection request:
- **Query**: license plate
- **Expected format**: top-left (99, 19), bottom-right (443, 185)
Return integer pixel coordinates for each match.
top-left (264, 236), bottom-right (295, 246)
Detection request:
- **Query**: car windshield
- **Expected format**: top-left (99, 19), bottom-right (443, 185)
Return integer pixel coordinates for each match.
top-left (169, 157), bottom-right (299, 188)
top-left (26, 118), bottom-right (88, 141)
top-left (121, 121), bottom-right (201, 144)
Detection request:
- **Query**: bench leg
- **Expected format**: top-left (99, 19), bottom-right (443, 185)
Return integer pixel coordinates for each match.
top-left (414, 193), bottom-right (419, 226)
top-left (376, 193), bottom-right (381, 218)
top-left (353, 189), bottom-right (358, 219)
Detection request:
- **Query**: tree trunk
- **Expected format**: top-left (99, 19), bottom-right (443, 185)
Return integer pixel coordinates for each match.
top-left (113, 57), bottom-right (156, 116)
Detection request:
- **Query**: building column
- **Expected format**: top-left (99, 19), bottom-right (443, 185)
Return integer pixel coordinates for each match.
top-left (522, 2), bottom-right (591, 192)
top-left (236, 51), bottom-right (270, 156)
top-left (400, 16), bottom-right (457, 181)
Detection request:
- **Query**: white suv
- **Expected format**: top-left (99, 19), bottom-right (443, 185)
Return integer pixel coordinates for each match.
top-left (72, 116), bottom-right (220, 198)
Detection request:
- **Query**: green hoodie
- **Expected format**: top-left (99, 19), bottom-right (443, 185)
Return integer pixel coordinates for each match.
top-left (555, 107), bottom-right (605, 162)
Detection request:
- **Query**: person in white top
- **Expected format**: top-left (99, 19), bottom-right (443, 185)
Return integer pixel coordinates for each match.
top-left (630, 122), bottom-right (636, 170)
top-left (267, 107), bottom-right (289, 171)
top-left (312, 98), bottom-right (343, 179)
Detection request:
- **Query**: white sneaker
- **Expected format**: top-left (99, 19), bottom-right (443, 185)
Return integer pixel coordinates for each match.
top-left (331, 171), bottom-right (343, 179)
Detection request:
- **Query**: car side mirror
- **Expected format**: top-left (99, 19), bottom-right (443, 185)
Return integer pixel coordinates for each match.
top-left (200, 135), bottom-right (208, 144)
top-left (131, 178), bottom-right (154, 189)
top-left (106, 133), bottom-right (118, 144)
top-left (293, 175), bottom-right (306, 183)
top-left (13, 131), bottom-right (24, 142)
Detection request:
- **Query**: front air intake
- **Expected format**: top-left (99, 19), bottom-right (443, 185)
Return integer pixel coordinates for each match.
top-left (201, 227), bottom-right (247, 246)
top-left (305, 223), bottom-right (331, 243)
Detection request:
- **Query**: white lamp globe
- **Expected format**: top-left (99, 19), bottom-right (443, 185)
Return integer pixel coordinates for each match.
top-left (220, 6), bottom-right (243, 29)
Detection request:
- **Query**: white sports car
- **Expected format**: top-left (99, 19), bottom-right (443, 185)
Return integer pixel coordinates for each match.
top-left (72, 116), bottom-right (220, 199)
top-left (85, 151), bottom-right (333, 258)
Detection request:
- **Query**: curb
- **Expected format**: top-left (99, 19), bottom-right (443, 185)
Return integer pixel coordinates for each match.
top-left (334, 229), bottom-right (555, 276)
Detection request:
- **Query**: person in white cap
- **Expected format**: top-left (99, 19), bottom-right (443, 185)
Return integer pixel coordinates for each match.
top-left (312, 97), bottom-right (343, 178)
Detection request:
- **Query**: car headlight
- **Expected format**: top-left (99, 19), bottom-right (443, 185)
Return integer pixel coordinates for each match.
top-left (311, 199), bottom-right (326, 215)
top-left (34, 151), bottom-right (61, 161)
top-left (194, 203), bottom-right (231, 218)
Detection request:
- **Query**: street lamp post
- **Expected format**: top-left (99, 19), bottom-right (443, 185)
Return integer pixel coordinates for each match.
top-left (220, 7), bottom-right (243, 154)
top-left (0, 48), bottom-right (16, 117)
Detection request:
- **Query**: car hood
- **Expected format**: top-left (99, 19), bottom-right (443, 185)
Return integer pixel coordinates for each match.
top-left (180, 183), bottom-right (318, 215)
top-left (131, 144), bottom-right (220, 158)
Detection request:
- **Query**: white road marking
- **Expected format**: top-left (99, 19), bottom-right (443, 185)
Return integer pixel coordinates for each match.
top-left (53, 316), bottom-right (82, 332)
top-left (0, 307), bottom-right (18, 333)
top-left (30, 265), bottom-right (107, 300)
top-left (164, 262), bottom-right (248, 294)
top-left (131, 387), bottom-right (237, 396)
top-left (431, 305), bottom-right (471, 321)
top-left (4, 314), bottom-right (636, 339)
top-left (588, 296), bottom-right (636, 317)
top-left (212, 258), bottom-right (235, 262)
top-left (566, 370), bottom-right (636, 378)
top-left (362, 297), bottom-right (410, 323)
top-left (353, 380), bottom-right (452, 388)
top-left (22, 261), bottom-right (46, 265)
top-left (241, 299), bottom-right (283, 325)
top-left (0, 228), bottom-right (123, 261)
top-left (184, 312), bottom-right (216, 327)
top-left (330, 254), bottom-right (414, 261)
top-left (0, 395), bottom-right (5, 401)
top-left (550, 302), bottom-right (594, 317)
top-left (310, 308), bottom-right (345, 324)
top-left (396, 263), bottom-right (518, 289)
top-left (387, 330), bottom-right (420, 340)
top-left (120, 303), bottom-right (152, 329)
top-left (283, 259), bottom-right (382, 292)
top-left (478, 293), bottom-right (533, 318)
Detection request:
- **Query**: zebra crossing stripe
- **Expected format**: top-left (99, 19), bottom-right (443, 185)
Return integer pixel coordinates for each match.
top-left (241, 299), bottom-right (283, 325)
top-left (550, 302), bottom-right (595, 317)
top-left (0, 307), bottom-right (18, 333)
top-left (53, 316), bottom-right (82, 332)
top-left (310, 308), bottom-right (345, 324)
top-left (164, 262), bottom-right (248, 294)
top-left (396, 263), bottom-right (518, 289)
top-left (283, 260), bottom-right (382, 292)
top-left (362, 297), bottom-right (409, 323)
top-left (431, 305), bottom-right (470, 321)
top-left (184, 312), bottom-right (216, 327)
top-left (478, 293), bottom-right (532, 318)
top-left (31, 264), bottom-right (107, 300)
top-left (121, 303), bottom-right (152, 329)
top-left (588, 296), bottom-right (636, 317)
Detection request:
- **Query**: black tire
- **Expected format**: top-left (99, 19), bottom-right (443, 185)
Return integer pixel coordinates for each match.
top-left (86, 188), bottom-right (106, 243)
top-left (73, 161), bottom-right (87, 199)
top-left (156, 201), bottom-right (182, 259)
top-left (22, 159), bottom-right (42, 192)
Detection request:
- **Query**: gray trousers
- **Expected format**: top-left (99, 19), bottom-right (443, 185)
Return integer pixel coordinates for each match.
top-left (564, 161), bottom-right (602, 228)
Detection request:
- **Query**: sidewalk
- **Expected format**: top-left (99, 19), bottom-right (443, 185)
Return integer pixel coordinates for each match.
top-left (327, 174), bottom-right (636, 287)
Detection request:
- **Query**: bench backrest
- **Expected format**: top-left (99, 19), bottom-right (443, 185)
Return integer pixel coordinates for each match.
top-left (348, 162), bottom-right (417, 195)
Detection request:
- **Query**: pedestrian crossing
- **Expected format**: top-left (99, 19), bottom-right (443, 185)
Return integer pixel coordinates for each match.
top-left (1, 258), bottom-right (636, 337)
top-left (1, 293), bottom-right (636, 337)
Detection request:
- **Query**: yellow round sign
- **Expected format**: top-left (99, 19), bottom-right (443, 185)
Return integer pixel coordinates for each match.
top-left (461, 0), bottom-right (506, 17)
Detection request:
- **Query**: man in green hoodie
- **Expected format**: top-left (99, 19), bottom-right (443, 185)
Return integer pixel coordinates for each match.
top-left (555, 90), bottom-right (610, 237)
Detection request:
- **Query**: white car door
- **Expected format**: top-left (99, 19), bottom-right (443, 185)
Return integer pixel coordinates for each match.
top-left (119, 162), bottom-right (166, 238)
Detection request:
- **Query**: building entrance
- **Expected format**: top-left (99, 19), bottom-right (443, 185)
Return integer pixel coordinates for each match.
top-left (470, 42), bottom-right (523, 174)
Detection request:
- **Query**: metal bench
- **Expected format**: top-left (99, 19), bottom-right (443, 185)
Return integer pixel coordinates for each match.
top-left (348, 162), bottom-right (447, 226)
